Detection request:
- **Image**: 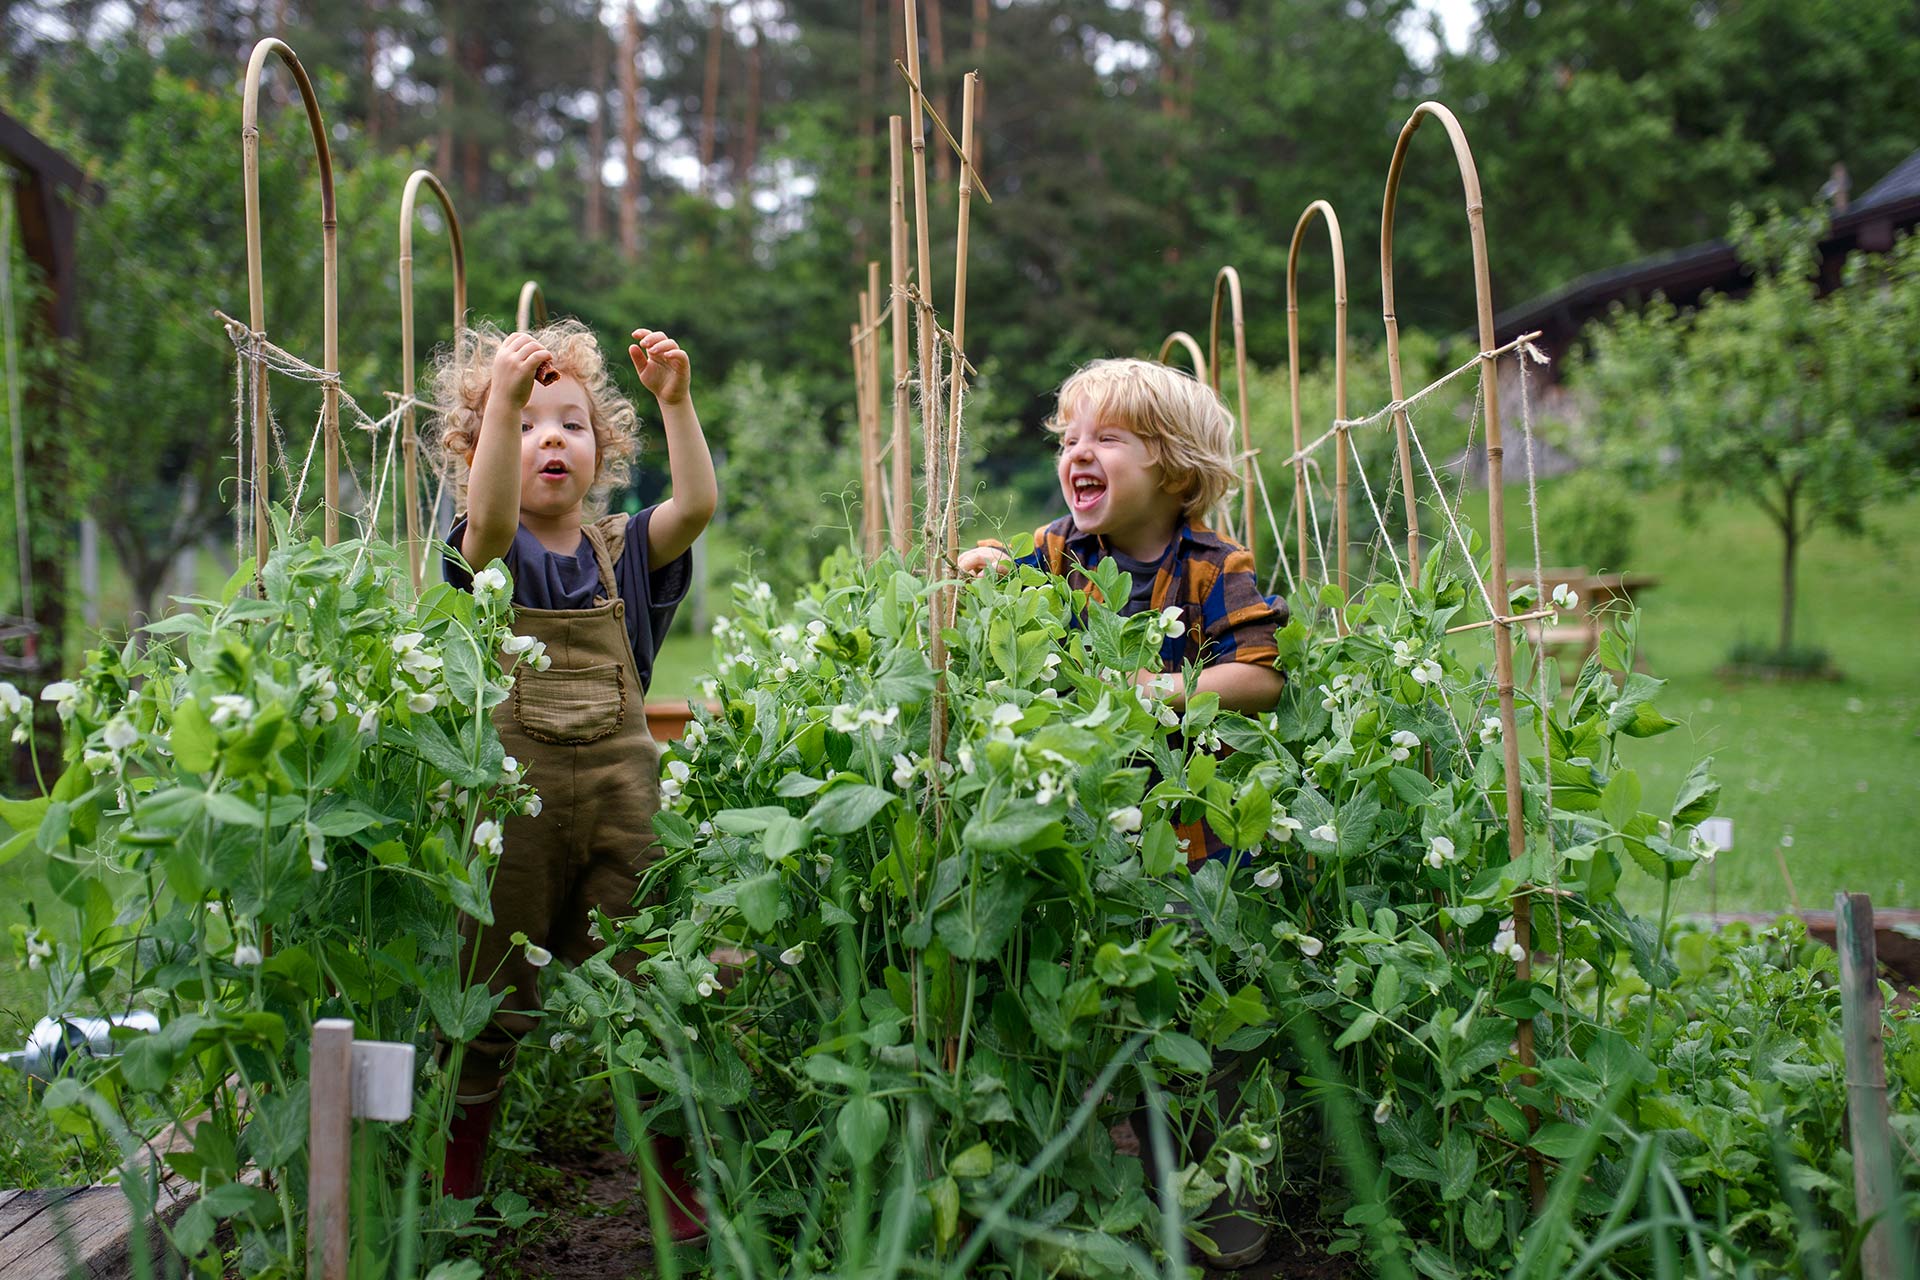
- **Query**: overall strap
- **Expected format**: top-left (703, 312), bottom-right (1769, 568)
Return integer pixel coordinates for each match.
top-left (580, 518), bottom-right (622, 601)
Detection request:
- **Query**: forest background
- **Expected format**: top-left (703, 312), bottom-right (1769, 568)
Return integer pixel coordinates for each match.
top-left (2, 0), bottom-right (1918, 916)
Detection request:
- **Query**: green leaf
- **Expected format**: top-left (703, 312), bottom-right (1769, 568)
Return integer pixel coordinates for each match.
top-left (1439, 1126), bottom-right (1477, 1202)
top-left (929, 1176), bottom-right (960, 1244)
top-left (1151, 1030), bottom-right (1212, 1076)
top-left (962, 800), bottom-right (1061, 853)
top-left (170, 699), bottom-right (217, 773)
top-left (735, 872), bottom-right (783, 934)
top-left (934, 870), bottom-right (1033, 960)
top-left (806, 784), bottom-right (896, 835)
top-left (1464, 1190), bottom-right (1503, 1251)
top-left (1332, 1009), bottom-right (1379, 1051)
top-left (1371, 964), bottom-right (1402, 1015)
top-left (837, 1097), bottom-right (888, 1166)
top-left (1599, 769), bottom-right (1641, 834)
top-left (948, 1141), bottom-right (994, 1178)
top-left (1670, 756), bottom-right (1720, 825)
top-left (1529, 1121), bottom-right (1589, 1161)
top-left (1139, 820), bottom-right (1179, 876)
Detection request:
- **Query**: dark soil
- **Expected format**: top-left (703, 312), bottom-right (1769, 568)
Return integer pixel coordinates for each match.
top-left (489, 1123), bottom-right (660, 1280)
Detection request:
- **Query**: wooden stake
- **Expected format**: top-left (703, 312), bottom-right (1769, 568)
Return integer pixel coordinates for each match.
top-left (1286, 200), bottom-right (1347, 602)
top-left (515, 279), bottom-right (549, 332)
top-left (1156, 330), bottom-right (1207, 383)
top-left (397, 169), bottom-right (466, 592)
top-left (1208, 267), bottom-right (1254, 547)
top-left (867, 260), bottom-right (886, 557)
top-left (1380, 100), bottom-right (1544, 1212)
top-left (905, 0), bottom-right (940, 573)
top-left (1836, 892), bottom-right (1905, 1279)
top-left (852, 309), bottom-right (874, 554)
top-left (940, 73), bottom-right (978, 587)
top-left (242, 39), bottom-right (338, 563)
top-left (307, 1019), bottom-right (352, 1279)
top-left (888, 117), bottom-right (911, 555)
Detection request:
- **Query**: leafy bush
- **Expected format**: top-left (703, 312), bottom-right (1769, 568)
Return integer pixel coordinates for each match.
top-left (533, 538), bottom-right (1911, 1277)
top-left (1541, 471), bottom-right (1637, 572)
top-left (1, 531), bottom-right (541, 1275)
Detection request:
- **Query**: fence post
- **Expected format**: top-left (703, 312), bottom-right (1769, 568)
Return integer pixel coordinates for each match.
top-left (1835, 892), bottom-right (1905, 1279)
top-left (307, 1018), bottom-right (353, 1280)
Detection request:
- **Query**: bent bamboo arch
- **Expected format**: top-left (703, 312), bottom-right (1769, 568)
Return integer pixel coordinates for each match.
top-left (241, 38), bottom-right (338, 562)
top-left (1286, 199), bottom-right (1348, 600)
top-left (398, 169), bottom-right (467, 590)
top-left (1379, 99), bottom-right (1541, 1208)
top-left (1156, 330), bottom-right (1208, 384)
top-left (1207, 267), bottom-right (1255, 547)
top-left (516, 280), bottom-right (550, 331)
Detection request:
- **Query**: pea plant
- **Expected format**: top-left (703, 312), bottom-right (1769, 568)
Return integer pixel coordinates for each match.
top-left (548, 540), bottom-right (1784, 1278)
top-left (4, 532), bottom-right (539, 1278)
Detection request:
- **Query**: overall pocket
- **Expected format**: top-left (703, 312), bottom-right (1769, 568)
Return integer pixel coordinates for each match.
top-left (512, 663), bottom-right (627, 744)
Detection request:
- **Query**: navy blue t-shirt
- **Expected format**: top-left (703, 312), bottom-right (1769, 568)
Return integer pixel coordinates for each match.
top-left (445, 507), bottom-right (691, 694)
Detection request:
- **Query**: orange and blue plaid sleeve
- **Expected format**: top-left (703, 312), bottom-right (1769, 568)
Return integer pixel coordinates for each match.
top-left (1188, 541), bottom-right (1286, 671)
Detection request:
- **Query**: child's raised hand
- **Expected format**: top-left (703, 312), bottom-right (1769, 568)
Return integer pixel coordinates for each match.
top-left (957, 546), bottom-right (1013, 577)
top-left (493, 332), bottom-right (554, 409)
top-left (630, 328), bottom-right (691, 406)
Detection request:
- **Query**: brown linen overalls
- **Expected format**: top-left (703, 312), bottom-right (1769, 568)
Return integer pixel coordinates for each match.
top-left (456, 515), bottom-right (662, 1101)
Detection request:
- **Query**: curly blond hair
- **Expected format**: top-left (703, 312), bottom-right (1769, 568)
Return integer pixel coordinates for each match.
top-left (1046, 358), bottom-right (1240, 521)
top-left (429, 318), bottom-right (640, 510)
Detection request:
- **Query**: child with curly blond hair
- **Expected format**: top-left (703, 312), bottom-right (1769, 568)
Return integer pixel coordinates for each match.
top-left (429, 319), bottom-right (715, 1234)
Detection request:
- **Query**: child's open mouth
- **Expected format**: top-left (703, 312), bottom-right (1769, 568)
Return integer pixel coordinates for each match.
top-left (537, 460), bottom-right (570, 480)
top-left (1070, 474), bottom-right (1106, 512)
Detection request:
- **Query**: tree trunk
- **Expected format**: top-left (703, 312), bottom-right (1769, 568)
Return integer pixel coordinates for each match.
top-left (460, 30), bottom-right (484, 199)
top-left (586, 11), bottom-right (607, 241)
top-left (363, 1), bottom-right (382, 144)
top-left (437, 5), bottom-right (456, 184)
top-left (738, 20), bottom-right (761, 196)
top-left (1158, 2), bottom-right (1177, 120)
top-left (971, 0), bottom-right (986, 180)
top-left (926, 0), bottom-right (949, 186)
top-left (619, 1), bottom-right (642, 260)
top-left (699, 2), bottom-right (725, 195)
top-left (1779, 487), bottom-right (1800, 655)
top-left (858, 0), bottom-right (876, 196)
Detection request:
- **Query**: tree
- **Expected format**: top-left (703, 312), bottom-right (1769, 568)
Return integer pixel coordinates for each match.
top-left (1575, 210), bottom-right (1918, 655)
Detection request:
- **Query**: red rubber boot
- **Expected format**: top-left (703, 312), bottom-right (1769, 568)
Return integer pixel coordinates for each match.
top-left (648, 1133), bottom-right (709, 1244)
top-left (441, 1094), bottom-right (500, 1200)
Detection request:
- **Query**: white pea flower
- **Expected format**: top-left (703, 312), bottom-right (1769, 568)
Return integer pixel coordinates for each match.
top-left (1256, 1134), bottom-right (1273, 1151)
top-left (307, 823), bottom-right (329, 873)
top-left (805, 618), bottom-right (828, 638)
top-left (501, 755), bottom-right (523, 784)
top-left (1040, 651), bottom-right (1062, 677)
top-left (990, 702), bottom-right (1023, 730)
top-left (682, 1025), bottom-right (700, 1042)
top-left (773, 623), bottom-right (801, 647)
top-left (1373, 1096), bottom-right (1393, 1125)
top-left (1551, 583), bottom-right (1579, 610)
top-left (103, 717), bottom-right (139, 752)
top-left (1425, 847), bottom-right (1446, 870)
top-left (1107, 806), bottom-right (1143, 834)
top-left (699, 678), bottom-right (720, 699)
top-left (524, 942), bottom-right (553, 969)
top-left (696, 976), bottom-right (717, 999)
top-left (24, 929), bottom-right (53, 969)
top-left (683, 719), bottom-right (707, 749)
top-left (829, 704), bottom-right (861, 734)
top-left (393, 632), bottom-right (425, 655)
top-left (407, 691), bottom-right (438, 715)
top-left (1269, 815), bottom-right (1302, 844)
top-left (750, 580), bottom-right (773, 604)
top-left (1479, 715), bottom-right (1502, 745)
top-left (1388, 729), bottom-right (1419, 762)
top-left (549, 1031), bottom-right (577, 1051)
top-left (893, 753), bottom-right (918, 789)
top-left (1309, 824), bottom-right (1337, 844)
top-left (502, 634), bottom-right (536, 655)
top-left (1319, 684), bottom-right (1339, 712)
top-left (1412, 659), bottom-right (1444, 687)
top-left (41, 680), bottom-right (80, 721)
top-left (1276, 929), bottom-right (1324, 958)
top-left (532, 653), bottom-right (553, 672)
top-left (711, 615), bottom-right (737, 640)
top-left (356, 705), bottom-right (380, 737)
top-left (856, 706), bottom-right (899, 739)
top-left (1492, 918), bottom-right (1525, 963)
top-left (1391, 639), bottom-right (1415, 669)
top-left (1034, 772), bottom-right (1061, 806)
top-left (0, 680), bottom-right (27, 718)
top-left (473, 820), bottom-right (505, 858)
top-left (661, 758), bottom-right (690, 801)
top-left (209, 694), bottom-right (255, 727)
top-left (1253, 866), bottom-right (1282, 889)
top-left (233, 944), bottom-right (263, 967)
top-left (957, 746), bottom-right (976, 775)
top-left (779, 942), bottom-right (806, 966)
top-left (1429, 836), bottom-right (1456, 867)
top-left (1149, 605), bottom-right (1186, 641)
top-left (471, 566), bottom-right (508, 596)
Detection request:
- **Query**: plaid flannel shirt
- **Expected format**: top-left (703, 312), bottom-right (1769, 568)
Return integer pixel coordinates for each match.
top-left (993, 516), bottom-right (1289, 867)
top-left (1006, 515), bottom-right (1287, 674)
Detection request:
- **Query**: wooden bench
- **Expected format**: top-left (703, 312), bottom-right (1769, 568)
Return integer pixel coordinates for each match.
top-left (0, 1179), bottom-right (193, 1279)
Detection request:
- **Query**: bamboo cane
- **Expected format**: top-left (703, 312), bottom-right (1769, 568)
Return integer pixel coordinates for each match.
top-left (1379, 99), bottom-right (1543, 1212)
top-left (397, 169), bottom-right (466, 592)
top-left (1156, 331), bottom-right (1208, 384)
top-left (904, 0), bottom-right (940, 575)
top-left (515, 280), bottom-right (549, 331)
top-left (867, 260), bottom-right (886, 558)
top-left (1207, 267), bottom-right (1254, 548)
top-left (1286, 200), bottom-right (1348, 603)
top-left (889, 117), bottom-right (911, 556)
top-left (242, 38), bottom-right (338, 564)
top-left (940, 74), bottom-right (978, 589)
top-left (853, 309), bottom-right (874, 553)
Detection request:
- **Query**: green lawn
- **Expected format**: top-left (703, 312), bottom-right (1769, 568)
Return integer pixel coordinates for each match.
top-left (1463, 483), bottom-right (1920, 916)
